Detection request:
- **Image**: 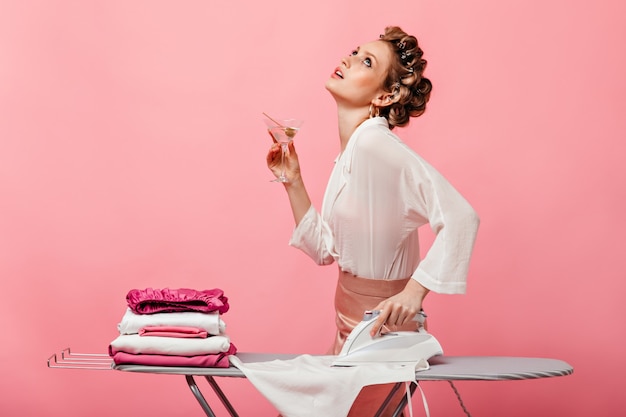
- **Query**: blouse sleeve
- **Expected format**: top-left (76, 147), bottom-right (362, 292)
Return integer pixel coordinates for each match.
top-left (402, 154), bottom-right (480, 294)
top-left (288, 205), bottom-right (337, 266)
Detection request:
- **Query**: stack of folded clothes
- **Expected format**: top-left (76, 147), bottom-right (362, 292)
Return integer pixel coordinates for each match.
top-left (108, 287), bottom-right (237, 367)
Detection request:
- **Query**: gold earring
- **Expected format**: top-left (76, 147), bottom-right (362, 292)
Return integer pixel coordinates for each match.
top-left (369, 104), bottom-right (379, 118)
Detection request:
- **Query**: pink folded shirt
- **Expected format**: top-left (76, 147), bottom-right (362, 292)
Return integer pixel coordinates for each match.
top-left (112, 343), bottom-right (237, 367)
top-left (139, 326), bottom-right (209, 338)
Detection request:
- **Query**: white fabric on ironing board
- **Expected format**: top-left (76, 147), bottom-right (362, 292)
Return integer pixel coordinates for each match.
top-left (117, 308), bottom-right (226, 335)
top-left (109, 334), bottom-right (231, 356)
top-left (230, 354), bottom-right (424, 417)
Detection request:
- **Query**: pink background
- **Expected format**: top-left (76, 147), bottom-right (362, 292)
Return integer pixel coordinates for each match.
top-left (1, 1), bottom-right (624, 416)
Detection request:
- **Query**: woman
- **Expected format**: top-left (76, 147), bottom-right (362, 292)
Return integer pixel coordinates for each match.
top-left (266, 26), bottom-right (479, 416)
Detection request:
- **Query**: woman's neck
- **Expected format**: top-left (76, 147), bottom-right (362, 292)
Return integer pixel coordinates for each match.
top-left (336, 107), bottom-right (370, 151)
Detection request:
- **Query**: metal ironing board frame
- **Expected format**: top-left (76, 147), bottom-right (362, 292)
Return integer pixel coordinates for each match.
top-left (49, 350), bottom-right (573, 417)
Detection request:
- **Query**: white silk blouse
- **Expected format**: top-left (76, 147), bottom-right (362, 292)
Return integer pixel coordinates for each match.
top-left (289, 117), bottom-right (479, 294)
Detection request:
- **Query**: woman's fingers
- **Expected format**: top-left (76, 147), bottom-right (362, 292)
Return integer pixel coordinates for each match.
top-left (370, 313), bottom-right (386, 337)
top-left (369, 305), bottom-right (396, 337)
top-left (266, 143), bottom-right (280, 160)
top-left (368, 302), bottom-right (418, 337)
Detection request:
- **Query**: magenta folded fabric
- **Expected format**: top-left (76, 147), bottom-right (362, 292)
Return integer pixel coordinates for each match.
top-left (139, 326), bottom-right (209, 338)
top-left (126, 287), bottom-right (229, 315)
top-left (112, 343), bottom-right (237, 367)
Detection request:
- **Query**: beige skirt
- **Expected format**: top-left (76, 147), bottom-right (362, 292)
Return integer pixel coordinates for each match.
top-left (330, 269), bottom-right (417, 417)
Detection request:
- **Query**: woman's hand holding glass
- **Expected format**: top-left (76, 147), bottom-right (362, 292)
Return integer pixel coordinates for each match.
top-left (266, 131), bottom-right (303, 185)
top-left (263, 114), bottom-right (303, 183)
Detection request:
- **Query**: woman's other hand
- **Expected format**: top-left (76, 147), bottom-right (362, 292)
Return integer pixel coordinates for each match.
top-left (369, 279), bottom-right (430, 337)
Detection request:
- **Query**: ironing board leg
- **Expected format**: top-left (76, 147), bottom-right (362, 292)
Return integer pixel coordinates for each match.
top-left (390, 382), bottom-right (417, 417)
top-left (204, 376), bottom-right (240, 417)
top-left (373, 382), bottom-right (403, 417)
top-left (185, 375), bottom-right (218, 417)
top-left (373, 382), bottom-right (418, 417)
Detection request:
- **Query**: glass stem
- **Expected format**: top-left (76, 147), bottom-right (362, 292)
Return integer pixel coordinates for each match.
top-left (280, 144), bottom-right (287, 180)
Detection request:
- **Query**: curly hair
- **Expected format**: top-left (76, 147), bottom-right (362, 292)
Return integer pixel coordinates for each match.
top-left (378, 26), bottom-right (432, 129)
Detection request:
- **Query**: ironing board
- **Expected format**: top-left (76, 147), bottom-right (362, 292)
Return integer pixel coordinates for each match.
top-left (49, 351), bottom-right (573, 417)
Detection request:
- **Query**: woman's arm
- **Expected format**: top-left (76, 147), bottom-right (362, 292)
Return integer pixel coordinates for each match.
top-left (267, 140), bottom-right (336, 266)
top-left (267, 141), bottom-right (312, 226)
top-left (359, 131), bottom-right (479, 336)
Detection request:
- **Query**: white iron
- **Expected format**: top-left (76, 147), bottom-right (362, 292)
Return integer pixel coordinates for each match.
top-left (332, 310), bottom-right (443, 367)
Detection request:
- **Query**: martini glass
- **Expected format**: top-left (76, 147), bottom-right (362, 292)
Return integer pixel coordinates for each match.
top-left (263, 113), bottom-right (303, 183)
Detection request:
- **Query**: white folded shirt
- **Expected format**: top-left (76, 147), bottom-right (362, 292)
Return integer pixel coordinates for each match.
top-left (116, 308), bottom-right (226, 335)
top-left (109, 333), bottom-right (231, 356)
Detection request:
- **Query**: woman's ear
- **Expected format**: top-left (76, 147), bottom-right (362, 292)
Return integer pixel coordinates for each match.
top-left (372, 93), bottom-right (395, 109)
